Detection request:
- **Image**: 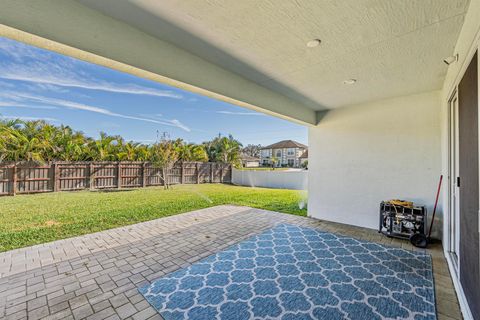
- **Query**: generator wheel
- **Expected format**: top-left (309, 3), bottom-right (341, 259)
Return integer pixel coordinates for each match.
top-left (382, 216), bottom-right (389, 228)
top-left (410, 233), bottom-right (428, 248)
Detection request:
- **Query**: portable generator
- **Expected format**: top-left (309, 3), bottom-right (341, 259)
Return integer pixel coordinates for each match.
top-left (378, 200), bottom-right (428, 248)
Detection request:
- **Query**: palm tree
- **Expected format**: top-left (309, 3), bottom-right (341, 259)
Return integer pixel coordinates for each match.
top-left (0, 119), bottom-right (23, 161)
top-left (270, 155), bottom-right (279, 169)
top-left (190, 145), bottom-right (208, 162)
top-left (89, 132), bottom-right (118, 161)
top-left (117, 141), bottom-right (140, 161)
top-left (135, 145), bottom-right (151, 161)
top-left (53, 126), bottom-right (87, 161)
top-left (175, 140), bottom-right (208, 162)
top-left (217, 135), bottom-right (242, 166)
top-left (9, 127), bottom-right (44, 162)
top-left (174, 139), bottom-right (190, 161)
top-left (203, 139), bottom-right (219, 162)
top-left (0, 119), bottom-right (242, 165)
top-left (203, 134), bottom-right (242, 166)
top-left (0, 119), bottom-right (45, 162)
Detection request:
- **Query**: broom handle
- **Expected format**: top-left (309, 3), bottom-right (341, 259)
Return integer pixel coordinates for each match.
top-left (428, 175), bottom-right (443, 239)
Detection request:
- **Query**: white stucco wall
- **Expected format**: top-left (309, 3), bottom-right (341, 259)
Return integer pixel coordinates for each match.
top-left (232, 169), bottom-right (307, 190)
top-left (308, 91), bottom-right (442, 238)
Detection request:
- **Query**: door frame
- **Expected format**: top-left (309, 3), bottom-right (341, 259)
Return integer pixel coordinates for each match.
top-left (447, 89), bottom-right (460, 273)
top-left (443, 43), bottom-right (479, 320)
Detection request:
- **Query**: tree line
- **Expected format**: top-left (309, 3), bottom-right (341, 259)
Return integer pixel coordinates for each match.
top-left (0, 119), bottom-right (243, 166)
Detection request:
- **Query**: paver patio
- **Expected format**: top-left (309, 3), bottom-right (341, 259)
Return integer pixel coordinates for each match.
top-left (0, 205), bottom-right (461, 320)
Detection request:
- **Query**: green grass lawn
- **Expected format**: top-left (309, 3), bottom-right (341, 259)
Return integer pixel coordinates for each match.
top-left (0, 184), bottom-right (307, 252)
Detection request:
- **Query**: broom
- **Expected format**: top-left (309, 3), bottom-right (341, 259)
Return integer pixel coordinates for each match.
top-left (428, 175), bottom-right (443, 241)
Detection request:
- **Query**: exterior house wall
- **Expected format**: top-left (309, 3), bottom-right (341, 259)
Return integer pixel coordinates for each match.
top-left (260, 147), bottom-right (306, 167)
top-left (260, 149), bottom-right (272, 166)
top-left (308, 91), bottom-right (442, 237)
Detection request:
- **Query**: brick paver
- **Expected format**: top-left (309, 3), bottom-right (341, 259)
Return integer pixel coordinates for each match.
top-left (0, 205), bottom-right (462, 320)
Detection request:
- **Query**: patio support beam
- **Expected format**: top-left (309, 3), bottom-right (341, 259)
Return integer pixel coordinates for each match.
top-left (0, 0), bottom-right (317, 125)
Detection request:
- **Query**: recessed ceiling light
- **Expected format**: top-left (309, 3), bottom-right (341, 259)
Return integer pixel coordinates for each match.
top-left (343, 79), bottom-right (357, 85)
top-left (306, 39), bottom-right (321, 48)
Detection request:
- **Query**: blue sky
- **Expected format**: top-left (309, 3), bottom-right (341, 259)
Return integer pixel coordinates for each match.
top-left (0, 36), bottom-right (307, 146)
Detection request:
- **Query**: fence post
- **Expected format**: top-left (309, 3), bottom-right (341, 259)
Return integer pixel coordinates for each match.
top-left (181, 162), bottom-right (185, 184)
top-left (11, 163), bottom-right (17, 196)
top-left (196, 163), bottom-right (200, 184)
top-left (142, 162), bottom-right (146, 187)
top-left (220, 165), bottom-right (224, 183)
top-left (210, 163), bottom-right (214, 183)
top-left (89, 163), bottom-right (94, 190)
top-left (52, 162), bottom-right (59, 192)
top-left (117, 162), bottom-right (122, 188)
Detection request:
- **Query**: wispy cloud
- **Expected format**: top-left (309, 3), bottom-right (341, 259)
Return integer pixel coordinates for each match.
top-left (0, 102), bottom-right (58, 110)
top-left (0, 92), bottom-right (191, 132)
top-left (0, 64), bottom-right (183, 98)
top-left (0, 37), bottom-right (190, 132)
top-left (0, 38), bottom-right (44, 61)
top-left (0, 38), bottom-right (183, 99)
top-left (141, 113), bottom-right (163, 119)
top-left (0, 115), bottom-right (59, 122)
top-left (168, 119), bottom-right (191, 132)
top-left (216, 110), bottom-right (264, 116)
top-left (28, 83), bottom-right (70, 94)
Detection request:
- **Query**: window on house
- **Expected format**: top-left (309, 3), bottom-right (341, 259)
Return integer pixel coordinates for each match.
top-left (276, 150), bottom-right (281, 157)
top-left (287, 148), bottom-right (295, 156)
top-left (287, 159), bottom-right (294, 167)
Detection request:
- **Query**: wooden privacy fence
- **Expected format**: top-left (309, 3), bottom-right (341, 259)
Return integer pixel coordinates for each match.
top-left (0, 161), bottom-right (232, 196)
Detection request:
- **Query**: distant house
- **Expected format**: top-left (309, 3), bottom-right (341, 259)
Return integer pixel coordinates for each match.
top-left (299, 149), bottom-right (308, 166)
top-left (240, 153), bottom-right (260, 167)
top-left (260, 140), bottom-right (307, 167)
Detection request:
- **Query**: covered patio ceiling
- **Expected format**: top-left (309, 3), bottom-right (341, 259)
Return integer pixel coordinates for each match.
top-left (0, 0), bottom-right (470, 125)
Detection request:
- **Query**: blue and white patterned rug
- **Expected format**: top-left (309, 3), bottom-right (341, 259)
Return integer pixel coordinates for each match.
top-left (139, 224), bottom-right (436, 320)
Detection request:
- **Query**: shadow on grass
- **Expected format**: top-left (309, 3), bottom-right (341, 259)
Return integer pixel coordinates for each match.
top-left (94, 188), bottom-right (136, 193)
